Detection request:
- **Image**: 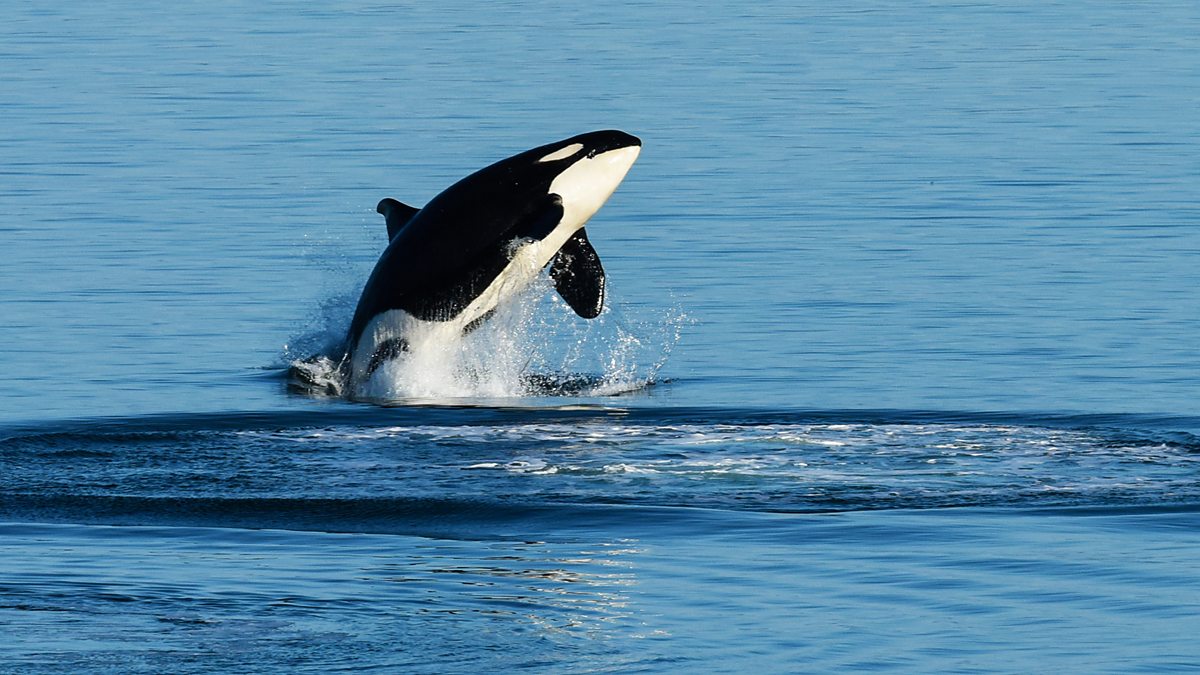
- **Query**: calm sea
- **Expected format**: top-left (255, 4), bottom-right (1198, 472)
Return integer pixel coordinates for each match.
top-left (3, 1), bottom-right (1200, 672)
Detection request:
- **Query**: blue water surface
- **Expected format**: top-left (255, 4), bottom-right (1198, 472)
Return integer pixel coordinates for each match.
top-left (3, 1), bottom-right (1200, 672)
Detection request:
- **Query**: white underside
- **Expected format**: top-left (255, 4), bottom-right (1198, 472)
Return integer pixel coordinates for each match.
top-left (348, 144), bottom-right (641, 390)
top-left (348, 242), bottom-right (544, 385)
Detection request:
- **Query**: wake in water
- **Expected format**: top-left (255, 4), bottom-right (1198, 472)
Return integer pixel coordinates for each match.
top-left (285, 275), bottom-right (684, 401)
top-left (5, 407), bottom-right (1199, 521)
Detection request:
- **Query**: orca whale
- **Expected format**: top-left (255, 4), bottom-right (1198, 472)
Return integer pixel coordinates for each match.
top-left (342, 130), bottom-right (642, 387)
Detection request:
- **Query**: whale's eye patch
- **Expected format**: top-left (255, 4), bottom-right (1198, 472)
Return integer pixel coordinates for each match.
top-left (537, 143), bottom-right (584, 163)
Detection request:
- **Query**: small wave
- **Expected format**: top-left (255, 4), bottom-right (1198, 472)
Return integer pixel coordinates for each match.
top-left (0, 493), bottom-right (719, 540)
top-left (5, 406), bottom-right (1200, 447)
top-left (4, 491), bottom-right (1200, 542)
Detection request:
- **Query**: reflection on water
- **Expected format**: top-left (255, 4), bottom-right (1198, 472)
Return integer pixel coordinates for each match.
top-left (0, 524), bottom-right (655, 672)
top-left (377, 539), bottom-right (642, 638)
top-left (6, 507), bottom-right (1200, 672)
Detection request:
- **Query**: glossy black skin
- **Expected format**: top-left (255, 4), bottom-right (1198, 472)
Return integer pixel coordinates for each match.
top-left (344, 130), bottom-right (640, 354)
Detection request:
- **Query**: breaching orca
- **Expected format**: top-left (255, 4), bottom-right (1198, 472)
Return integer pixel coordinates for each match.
top-left (341, 130), bottom-right (642, 386)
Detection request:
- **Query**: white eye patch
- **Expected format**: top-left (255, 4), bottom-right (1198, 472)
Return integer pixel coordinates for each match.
top-left (537, 143), bottom-right (584, 163)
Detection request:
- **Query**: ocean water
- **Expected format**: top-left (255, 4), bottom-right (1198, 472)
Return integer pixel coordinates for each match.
top-left (3, 1), bottom-right (1200, 672)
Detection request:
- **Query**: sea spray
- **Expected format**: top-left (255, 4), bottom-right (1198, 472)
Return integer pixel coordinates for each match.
top-left (287, 274), bottom-right (684, 400)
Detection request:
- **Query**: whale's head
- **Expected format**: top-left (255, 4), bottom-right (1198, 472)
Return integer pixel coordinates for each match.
top-left (533, 130), bottom-right (642, 231)
top-left (422, 130), bottom-right (642, 235)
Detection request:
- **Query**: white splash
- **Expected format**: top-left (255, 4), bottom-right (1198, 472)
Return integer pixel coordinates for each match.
top-left (287, 274), bottom-right (684, 401)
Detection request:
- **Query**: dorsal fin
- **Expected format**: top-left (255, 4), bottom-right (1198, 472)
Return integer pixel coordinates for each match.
top-left (549, 228), bottom-right (605, 319)
top-left (376, 198), bottom-right (421, 240)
